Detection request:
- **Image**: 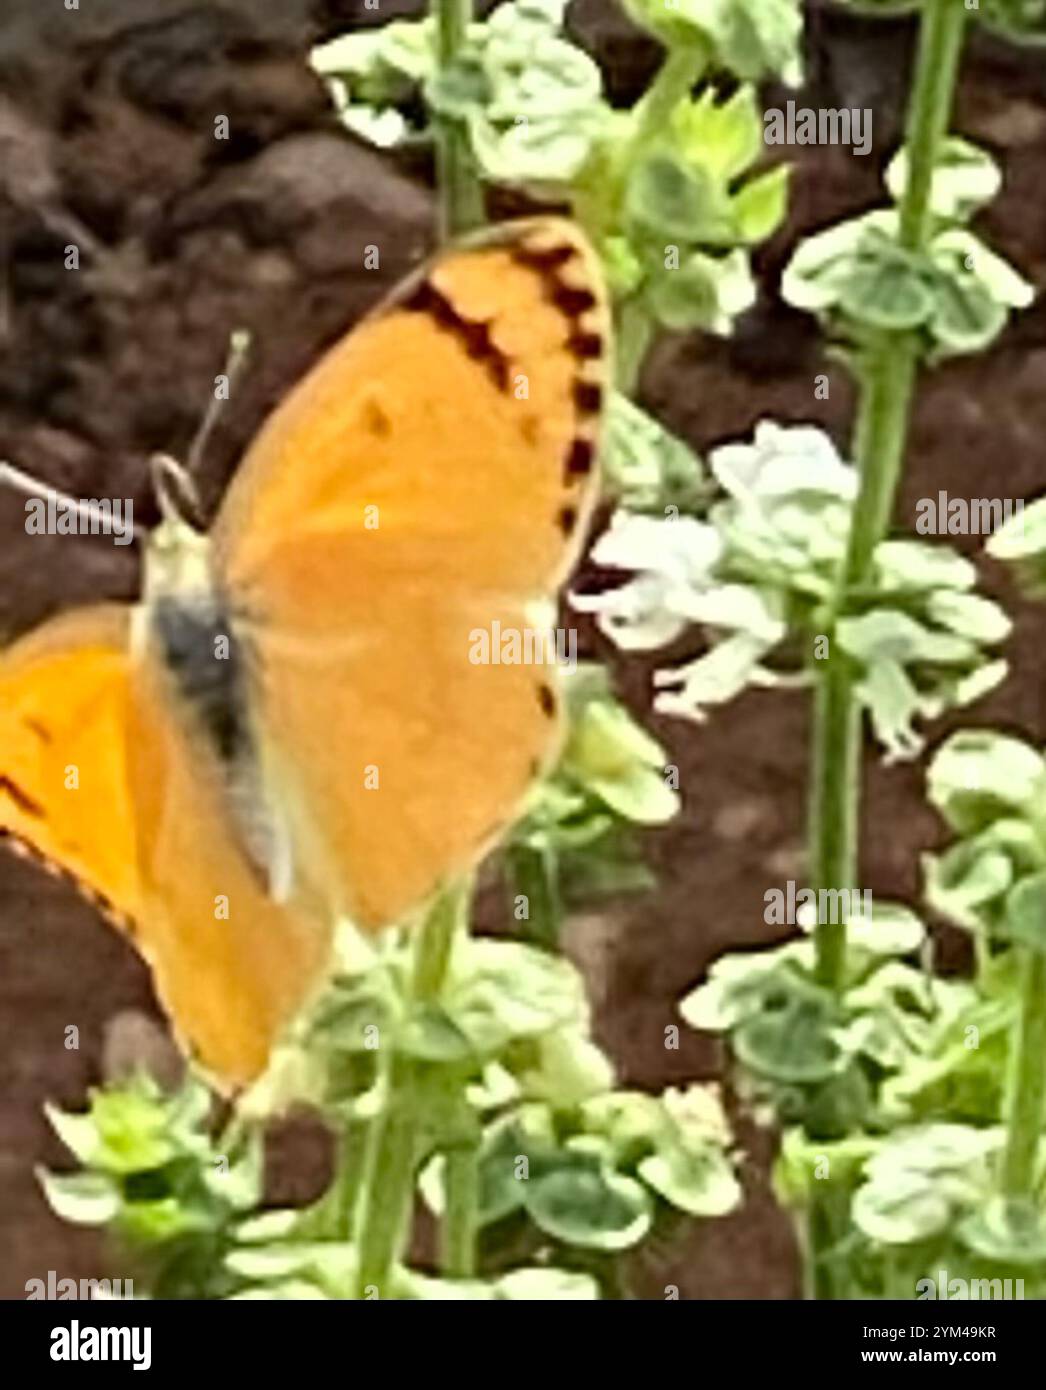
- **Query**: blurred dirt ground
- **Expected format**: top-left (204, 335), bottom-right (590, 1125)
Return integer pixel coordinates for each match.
top-left (0, 0), bottom-right (1043, 1299)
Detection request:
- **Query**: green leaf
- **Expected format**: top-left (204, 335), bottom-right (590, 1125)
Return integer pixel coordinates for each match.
top-left (775, 1127), bottom-right (879, 1207)
top-left (43, 1103), bottom-right (102, 1167)
top-left (226, 1240), bottom-right (357, 1296)
top-left (312, 22), bottom-right (435, 87)
top-left (852, 1124), bottom-right (1001, 1245)
top-left (308, 971), bottom-right (399, 1053)
top-left (578, 1090), bottom-right (667, 1162)
top-left (443, 940), bottom-right (587, 1055)
top-left (120, 1195), bottom-right (213, 1244)
top-left (601, 392), bottom-right (706, 515)
top-left (230, 1279), bottom-right (331, 1300)
top-left (852, 1169), bottom-right (953, 1244)
top-left (845, 901), bottom-right (926, 958)
top-left (927, 731), bottom-right (1046, 834)
top-left (1004, 873), bottom-right (1046, 954)
top-left (636, 1123), bottom-right (744, 1223)
top-left (926, 590), bottom-right (1011, 646)
top-left (988, 497), bottom-right (1046, 562)
top-left (875, 538), bottom-right (976, 593)
top-left (562, 698), bottom-right (675, 822)
top-left (398, 1003), bottom-right (476, 1062)
top-left (839, 240), bottom-right (935, 331)
top-left (638, 1144), bottom-right (740, 1216)
top-left (959, 1198), bottom-right (1046, 1265)
top-left (509, 1027), bottom-right (616, 1106)
top-left (734, 995), bottom-right (844, 1085)
top-left (524, 1157), bottom-right (653, 1250)
top-left (987, 497), bottom-right (1046, 595)
top-left (397, 1264), bottom-right (600, 1300)
top-left (710, 419), bottom-right (856, 502)
top-left (426, 55), bottom-right (492, 120)
top-left (236, 1210), bottom-right (301, 1244)
top-left (670, 85), bottom-right (762, 184)
top-left (339, 104), bottom-right (413, 149)
top-left (625, 153), bottom-right (731, 243)
top-left (81, 1085), bottom-right (181, 1175)
top-left (732, 164), bottom-right (790, 244)
top-left (885, 138), bottom-right (1002, 223)
top-left (469, 111), bottom-right (596, 183)
top-left (680, 946), bottom-right (807, 1034)
top-left (420, 1118), bottom-right (528, 1227)
top-left (925, 839), bottom-right (1017, 933)
top-left (781, 210), bottom-right (896, 312)
top-left (493, 1268), bottom-right (600, 1299)
top-left (927, 264), bottom-right (1008, 355)
top-left (622, 0), bottom-right (803, 85)
top-left (837, 609), bottom-right (975, 665)
top-left (932, 230), bottom-right (1035, 311)
top-left (653, 630), bottom-right (781, 721)
top-left (977, 0), bottom-right (1046, 46)
top-left (36, 1169), bottom-right (121, 1226)
top-left (646, 249), bottom-right (756, 334)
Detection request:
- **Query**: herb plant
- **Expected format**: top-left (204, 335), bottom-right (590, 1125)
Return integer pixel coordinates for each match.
top-left (38, 0), bottom-right (1046, 1303)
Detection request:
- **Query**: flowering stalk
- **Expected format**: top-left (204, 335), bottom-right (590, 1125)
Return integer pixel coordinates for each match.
top-left (806, 0), bottom-right (969, 1299)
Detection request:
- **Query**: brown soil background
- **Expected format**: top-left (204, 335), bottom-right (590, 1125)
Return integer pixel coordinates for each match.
top-left (0, 0), bottom-right (1043, 1300)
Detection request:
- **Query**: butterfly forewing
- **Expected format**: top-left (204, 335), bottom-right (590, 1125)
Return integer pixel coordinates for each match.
top-left (214, 218), bottom-right (608, 610)
top-left (214, 218), bottom-right (609, 928)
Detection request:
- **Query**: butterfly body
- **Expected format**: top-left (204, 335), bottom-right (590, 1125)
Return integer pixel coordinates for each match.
top-left (1, 218), bottom-right (609, 1086)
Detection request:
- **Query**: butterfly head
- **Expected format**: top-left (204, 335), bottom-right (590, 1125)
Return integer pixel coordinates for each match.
top-left (143, 454), bottom-right (212, 605)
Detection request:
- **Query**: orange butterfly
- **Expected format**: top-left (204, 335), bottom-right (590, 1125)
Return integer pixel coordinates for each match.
top-left (0, 219), bottom-right (608, 1087)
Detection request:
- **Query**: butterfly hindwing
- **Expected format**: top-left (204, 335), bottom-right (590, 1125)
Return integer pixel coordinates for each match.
top-left (0, 606), bottom-right (142, 930)
top-left (0, 607), bottom-right (330, 1086)
top-left (124, 631), bottom-right (331, 1085)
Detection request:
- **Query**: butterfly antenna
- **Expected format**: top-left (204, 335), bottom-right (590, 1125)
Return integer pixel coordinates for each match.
top-left (185, 327), bottom-right (252, 481)
top-left (0, 459), bottom-right (148, 543)
top-left (150, 454), bottom-right (205, 531)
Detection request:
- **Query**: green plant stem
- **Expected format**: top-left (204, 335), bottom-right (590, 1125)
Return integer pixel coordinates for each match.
top-left (352, 883), bottom-right (470, 1298)
top-left (434, 0), bottom-right (484, 239)
top-left (897, 0), bottom-right (969, 254)
top-left (420, 878), bottom-right (479, 1276)
top-left (352, 1054), bottom-right (419, 1299)
top-left (805, 1183), bottom-right (854, 1302)
top-left (610, 43), bottom-right (706, 394)
top-left (613, 298), bottom-right (656, 395)
top-left (506, 841), bottom-right (563, 947)
top-left (809, 659), bottom-right (861, 991)
top-left (805, 0), bottom-right (968, 1298)
top-left (838, 338), bottom-right (920, 593)
top-left (631, 44), bottom-right (705, 141)
top-left (1000, 948), bottom-right (1046, 1209)
top-left (317, 1116), bottom-right (370, 1239)
top-left (441, 1141), bottom-right (481, 1277)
